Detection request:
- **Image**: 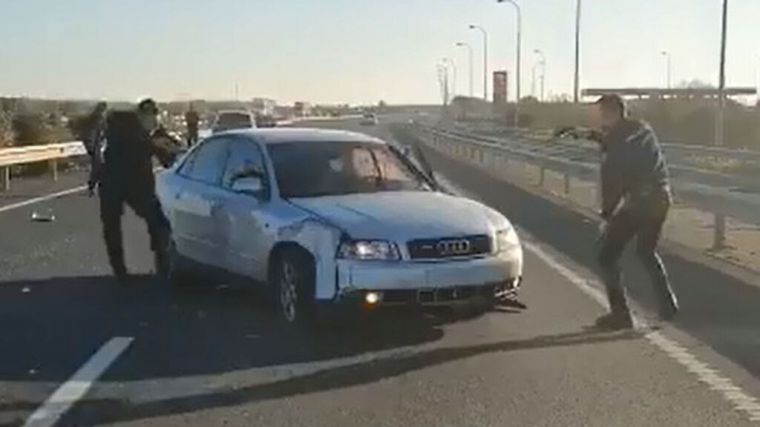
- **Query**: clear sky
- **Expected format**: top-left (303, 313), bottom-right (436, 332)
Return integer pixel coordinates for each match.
top-left (0, 0), bottom-right (758, 105)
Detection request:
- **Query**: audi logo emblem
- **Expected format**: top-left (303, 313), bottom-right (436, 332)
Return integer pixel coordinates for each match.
top-left (436, 239), bottom-right (471, 256)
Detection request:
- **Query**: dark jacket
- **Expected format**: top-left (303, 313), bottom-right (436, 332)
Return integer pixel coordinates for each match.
top-left (102, 111), bottom-right (177, 188)
top-left (600, 119), bottom-right (670, 219)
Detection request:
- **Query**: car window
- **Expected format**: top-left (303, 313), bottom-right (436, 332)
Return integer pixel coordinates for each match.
top-left (222, 139), bottom-right (266, 189)
top-left (180, 138), bottom-right (228, 185)
top-left (268, 141), bottom-right (432, 198)
top-left (216, 113), bottom-right (252, 129)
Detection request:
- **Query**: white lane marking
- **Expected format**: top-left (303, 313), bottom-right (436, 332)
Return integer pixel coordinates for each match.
top-left (24, 337), bottom-right (133, 427)
top-left (437, 172), bottom-right (760, 423)
top-left (0, 185), bottom-right (87, 214)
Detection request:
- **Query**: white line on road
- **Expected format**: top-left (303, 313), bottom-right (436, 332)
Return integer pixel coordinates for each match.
top-left (0, 185), bottom-right (87, 214)
top-left (23, 337), bottom-right (134, 427)
top-left (438, 173), bottom-right (760, 423)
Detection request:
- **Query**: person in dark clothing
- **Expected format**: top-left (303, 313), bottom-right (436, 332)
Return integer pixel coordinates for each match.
top-left (84, 102), bottom-right (108, 196)
top-left (590, 94), bottom-right (679, 330)
top-left (185, 104), bottom-right (199, 147)
top-left (98, 98), bottom-right (179, 283)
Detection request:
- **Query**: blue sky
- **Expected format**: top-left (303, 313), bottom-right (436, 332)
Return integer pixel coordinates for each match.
top-left (0, 0), bottom-right (758, 104)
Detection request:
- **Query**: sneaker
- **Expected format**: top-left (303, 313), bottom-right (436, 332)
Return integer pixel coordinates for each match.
top-left (659, 296), bottom-right (679, 322)
top-left (593, 312), bottom-right (634, 331)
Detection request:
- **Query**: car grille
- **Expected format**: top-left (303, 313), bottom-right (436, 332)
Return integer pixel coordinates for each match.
top-left (407, 235), bottom-right (492, 260)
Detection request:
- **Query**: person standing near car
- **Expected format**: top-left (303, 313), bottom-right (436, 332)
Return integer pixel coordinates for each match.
top-left (98, 98), bottom-right (179, 283)
top-left (590, 94), bottom-right (679, 330)
top-left (83, 101), bottom-right (108, 196)
top-left (185, 103), bottom-right (199, 147)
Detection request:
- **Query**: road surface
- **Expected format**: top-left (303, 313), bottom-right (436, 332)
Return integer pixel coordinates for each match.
top-left (2, 116), bottom-right (760, 426)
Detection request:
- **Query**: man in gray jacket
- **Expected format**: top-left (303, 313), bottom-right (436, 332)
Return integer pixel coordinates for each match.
top-left (591, 94), bottom-right (679, 330)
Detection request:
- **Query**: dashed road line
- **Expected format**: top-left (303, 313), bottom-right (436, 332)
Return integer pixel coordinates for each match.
top-left (23, 337), bottom-right (133, 427)
top-left (0, 185), bottom-right (87, 214)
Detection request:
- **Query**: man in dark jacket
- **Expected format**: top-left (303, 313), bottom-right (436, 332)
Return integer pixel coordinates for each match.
top-left (184, 104), bottom-right (199, 147)
top-left (84, 102), bottom-right (108, 196)
top-left (99, 98), bottom-right (179, 283)
top-left (591, 94), bottom-right (679, 330)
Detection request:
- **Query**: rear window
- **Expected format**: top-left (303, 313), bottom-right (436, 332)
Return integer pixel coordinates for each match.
top-left (217, 113), bottom-right (252, 127)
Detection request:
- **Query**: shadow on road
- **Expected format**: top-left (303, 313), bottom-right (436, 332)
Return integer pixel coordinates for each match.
top-left (0, 273), bottom-right (516, 383)
top-left (60, 328), bottom-right (641, 425)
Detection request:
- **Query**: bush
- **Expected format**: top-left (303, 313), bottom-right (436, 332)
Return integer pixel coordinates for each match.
top-left (0, 111), bottom-right (12, 148)
top-left (12, 114), bottom-right (54, 146)
top-left (11, 114), bottom-right (56, 175)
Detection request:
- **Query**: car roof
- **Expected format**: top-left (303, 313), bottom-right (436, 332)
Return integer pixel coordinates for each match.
top-left (218, 127), bottom-right (386, 145)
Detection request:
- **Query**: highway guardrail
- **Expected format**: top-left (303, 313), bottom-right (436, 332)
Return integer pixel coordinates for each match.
top-left (413, 123), bottom-right (760, 250)
top-left (0, 141), bottom-right (87, 191)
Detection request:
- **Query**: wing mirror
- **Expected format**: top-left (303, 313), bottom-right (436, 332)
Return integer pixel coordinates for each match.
top-left (231, 176), bottom-right (264, 196)
top-left (230, 166), bottom-right (266, 197)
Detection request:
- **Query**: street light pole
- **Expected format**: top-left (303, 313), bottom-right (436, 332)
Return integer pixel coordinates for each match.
top-left (573, 0), bottom-right (582, 103)
top-left (443, 57), bottom-right (457, 99)
top-left (437, 64), bottom-right (449, 106)
top-left (497, 0), bottom-right (522, 126)
top-left (456, 42), bottom-right (474, 97)
top-left (469, 25), bottom-right (489, 101)
top-left (716, 0), bottom-right (727, 147)
top-left (660, 50), bottom-right (672, 90)
top-left (534, 49), bottom-right (546, 102)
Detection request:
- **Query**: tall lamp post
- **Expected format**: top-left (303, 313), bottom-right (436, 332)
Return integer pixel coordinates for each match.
top-left (469, 24), bottom-right (489, 101)
top-left (660, 50), bottom-right (672, 90)
top-left (456, 42), bottom-right (475, 97)
top-left (534, 49), bottom-right (546, 101)
top-left (442, 57), bottom-right (458, 99)
top-left (497, 0), bottom-right (522, 126)
top-left (713, 0), bottom-right (729, 250)
top-left (573, 0), bottom-right (581, 103)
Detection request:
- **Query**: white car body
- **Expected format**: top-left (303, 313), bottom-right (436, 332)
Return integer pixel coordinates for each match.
top-left (156, 128), bottom-right (523, 311)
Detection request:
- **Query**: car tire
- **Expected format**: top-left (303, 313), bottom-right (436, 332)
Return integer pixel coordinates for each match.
top-left (274, 249), bottom-right (316, 327)
top-left (161, 238), bottom-right (199, 289)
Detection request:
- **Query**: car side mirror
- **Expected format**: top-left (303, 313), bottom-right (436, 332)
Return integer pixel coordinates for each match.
top-left (231, 176), bottom-right (264, 196)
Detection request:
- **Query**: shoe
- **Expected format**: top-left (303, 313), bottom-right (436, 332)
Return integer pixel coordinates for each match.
top-left (658, 295), bottom-right (679, 322)
top-left (113, 266), bottom-right (130, 286)
top-left (593, 312), bottom-right (634, 331)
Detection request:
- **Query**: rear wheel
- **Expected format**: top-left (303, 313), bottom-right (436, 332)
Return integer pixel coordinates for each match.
top-left (160, 238), bottom-right (199, 288)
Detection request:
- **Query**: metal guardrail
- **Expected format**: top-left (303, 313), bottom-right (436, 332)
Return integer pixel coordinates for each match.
top-left (0, 141), bottom-right (87, 191)
top-left (414, 124), bottom-right (760, 250)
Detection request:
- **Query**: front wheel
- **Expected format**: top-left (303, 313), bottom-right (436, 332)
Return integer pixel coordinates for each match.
top-left (274, 251), bottom-right (316, 326)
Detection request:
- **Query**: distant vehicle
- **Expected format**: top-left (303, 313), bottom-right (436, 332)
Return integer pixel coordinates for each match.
top-left (155, 128), bottom-right (524, 326)
top-left (212, 110), bottom-right (255, 134)
top-left (360, 113), bottom-right (378, 126)
top-left (255, 113), bottom-right (277, 128)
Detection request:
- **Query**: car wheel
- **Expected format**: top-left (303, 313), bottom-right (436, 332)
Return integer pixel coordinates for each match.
top-left (161, 238), bottom-right (198, 288)
top-left (275, 250), bottom-right (315, 326)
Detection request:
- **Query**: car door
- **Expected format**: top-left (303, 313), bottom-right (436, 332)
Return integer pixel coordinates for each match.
top-left (217, 138), bottom-right (270, 279)
top-left (170, 137), bottom-right (229, 268)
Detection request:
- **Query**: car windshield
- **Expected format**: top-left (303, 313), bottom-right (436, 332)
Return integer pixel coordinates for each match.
top-left (268, 141), bottom-right (432, 198)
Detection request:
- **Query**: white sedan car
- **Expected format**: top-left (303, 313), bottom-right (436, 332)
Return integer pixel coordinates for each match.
top-left (156, 128), bottom-right (523, 324)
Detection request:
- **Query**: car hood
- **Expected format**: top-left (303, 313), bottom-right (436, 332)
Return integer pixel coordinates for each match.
top-left (289, 191), bottom-right (509, 240)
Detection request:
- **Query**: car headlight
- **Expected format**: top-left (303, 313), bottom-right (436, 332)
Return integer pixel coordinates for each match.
top-left (338, 240), bottom-right (401, 261)
top-left (496, 227), bottom-right (520, 253)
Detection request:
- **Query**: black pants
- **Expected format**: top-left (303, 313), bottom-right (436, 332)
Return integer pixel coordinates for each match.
top-left (597, 193), bottom-right (676, 316)
top-left (187, 127), bottom-right (198, 147)
top-left (98, 178), bottom-right (169, 276)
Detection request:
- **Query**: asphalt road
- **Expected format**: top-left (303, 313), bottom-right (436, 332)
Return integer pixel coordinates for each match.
top-left (2, 116), bottom-right (760, 426)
